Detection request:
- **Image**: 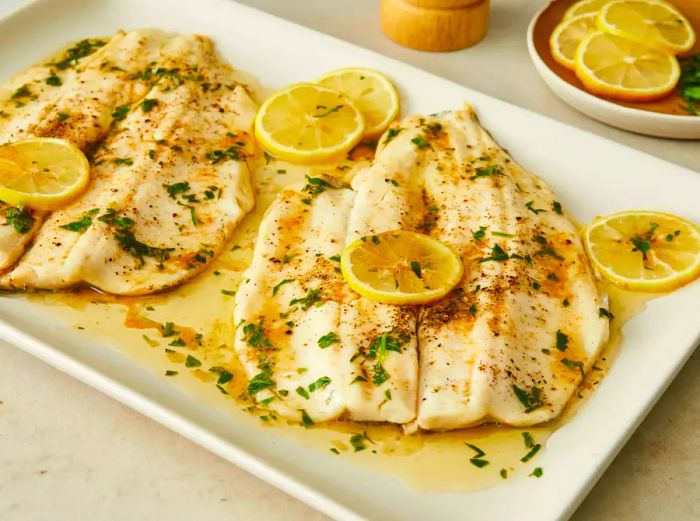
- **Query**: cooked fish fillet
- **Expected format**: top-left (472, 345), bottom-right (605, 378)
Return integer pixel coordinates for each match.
top-left (396, 108), bottom-right (609, 430)
top-left (236, 106), bottom-right (608, 431)
top-left (0, 29), bottom-right (182, 271)
top-left (2, 34), bottom-right (257, 294)
top-left (234, 173), bottom-right (418, 425)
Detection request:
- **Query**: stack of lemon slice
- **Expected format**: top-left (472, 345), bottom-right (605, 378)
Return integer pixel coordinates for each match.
top-left (550, 0), bottom-right (696, 101)
top-left (254, 67), bottom-right (400, 164)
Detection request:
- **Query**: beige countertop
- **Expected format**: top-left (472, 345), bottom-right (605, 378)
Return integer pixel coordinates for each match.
top-left (0, 1), bottom-right (698, 520)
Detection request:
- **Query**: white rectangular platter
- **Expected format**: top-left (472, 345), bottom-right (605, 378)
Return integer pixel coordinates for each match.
top-left (1, 0), bottom-right (699, 520)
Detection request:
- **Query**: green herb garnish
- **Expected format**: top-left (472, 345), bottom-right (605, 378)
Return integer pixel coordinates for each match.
top-left (318, 332), bottom-right (340, 348)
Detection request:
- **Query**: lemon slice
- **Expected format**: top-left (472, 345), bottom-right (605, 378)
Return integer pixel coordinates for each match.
top-left (598, 0), bottom-right (696, 54)
top-left (575, 31), bottom-right (680, 101)
top-left (584, 210), bottom-right (700, 292)
top-left (340, 230), bottom-right (464, 305)
top-left (0, 138), bottom-right (90, 211)
top-left (564, 0), bottom-right (611, 19)
top-left (316, 67), bottom-right (400, 138)
top-left (550, 13), bottom-right (599, 70)
top-left (254, 83), bottom-right (365, 164)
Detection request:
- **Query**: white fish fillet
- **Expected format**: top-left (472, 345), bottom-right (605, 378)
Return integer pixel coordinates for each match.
top-left (2, 33), bottom-right (257, 295)
top-left (234, 174), bottom-right (418, 425)
top-left (235, 106), bottom-right (608, 431)
top-left (0, 29), bottom-right (184, 271)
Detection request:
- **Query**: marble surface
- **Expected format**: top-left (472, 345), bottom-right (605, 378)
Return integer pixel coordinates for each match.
top-left (0, 1), bottom-right (698, 520)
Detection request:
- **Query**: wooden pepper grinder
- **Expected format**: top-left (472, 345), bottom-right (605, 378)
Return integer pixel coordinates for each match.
top-left (380, 0), bottom-right (490, 52)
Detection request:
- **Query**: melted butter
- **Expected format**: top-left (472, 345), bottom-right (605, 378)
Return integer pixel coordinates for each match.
top-left (22, 142), bottom-right (661, 492)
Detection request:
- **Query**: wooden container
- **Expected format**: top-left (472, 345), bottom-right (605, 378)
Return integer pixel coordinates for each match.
top-left (380, 0), bottom-right (490, 52)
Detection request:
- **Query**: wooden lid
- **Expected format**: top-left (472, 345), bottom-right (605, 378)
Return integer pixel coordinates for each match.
top-left (380, 0), bottom-right (490, 52)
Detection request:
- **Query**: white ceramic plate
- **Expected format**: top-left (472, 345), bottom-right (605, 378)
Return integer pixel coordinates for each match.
top-left (1, 1), bottom-right (699, 520)
top-left (527, 5), bottom-right (700, 140)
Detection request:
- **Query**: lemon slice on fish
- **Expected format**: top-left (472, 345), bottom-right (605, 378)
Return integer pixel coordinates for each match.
top-left (316, 67), bottom-right (400, 138)
top-left (254, 83), bottom-right (364, 164)
top-left (341, 230), bottom-right (464, 305)
top-left (584, 210), bottom-right (700, 292)
top-left (0, 138), bottom-right (90, 211)
top-left (598, 0), bottom-right (696, 55)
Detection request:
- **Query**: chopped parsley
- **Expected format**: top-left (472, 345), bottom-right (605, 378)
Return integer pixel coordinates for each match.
top-left (11, 85), bottom-right (32, 100)
top-left (383, 127), bottom-right (402, 145)
top-left (512, 384), bottom-right (544, 413)
top-left (599, 308), bottom-right (614, 319)
top-left (98, 209), bottom-right (173, 268)
top-left (169, 338), bottom-right (186, 347)
top-left (300, 176), bottom-right (338, 205)
top-left (45, 74), bottom-right (62, 86)
top-left (50, 38), bottom-right (106, 70)
top-left (522, 431), bottom-right (535, 448)
top-left (529, 467), bottom-right (543, 478)
top-left (164, 181), bottom-right (191, 199)
top-left (308, 376), bottom-right (331, 392)
top-left (520, 443), bottom-right (542, 463)
top-left (272, 278), bottom-right (294, 296)
top-left (111, 104), bottom-right (130, 121)
top-left (479, 243), bottom-right (509, 263)
top-left (552, 201), bottom-right (563, 214)
top-left (630, 222), bottom-right (658, 263)
top-left (57, 112), bottom-right (70, 122)
top-left (210, 367), bottom-right (234, 385)
top-left (289, 288), bottom-right (323, 310)
top-left (561, 358), bottom-right (585, 379)
top-left (465, 443), bottom-right (489, 468)
top-left (535, 246), bottom-right (563, 260)
top-left (113, 157), bottom-right (133, 166)
top-left (555, 330), bottom-right (569, 351)
top-left (165, 370), bottom-right (178, 377)
top-left (525, 201), bottom-right (546, 214)
top-left (161, 322), bottom-right (177, 337)
top-left (185, 354), bottom-right (201, 368)
top-left (411, 135), bottom-right (430, 149)
top-left (473, 226), bottom-right (487, 240)
top-left (205, 145), bottom-right (244, 164)
top-left (221, 289), bottom-right (236, 296)
top-left (313, 104), bottom-right (343, 118)
top-left (500, 468), bottom-right (508, 479)
top-left (139, 98), bottom-right (158, 112)
top-left (247, 372), bottom-right (274, 395)
top-left (349, 431), bottom-right (372, 452)
top-left (300, 409), bottom-right (314, 428)
top-left (470, 164), bottom-right (502, 180)
top-left (410, 260), bottom-right (422, 278)
top-left (318, 332), bottom-right (340, 348)
top-left (5, 206), bottom-right (35, 234)
top-left (296, 386), bottom-right (310, 399)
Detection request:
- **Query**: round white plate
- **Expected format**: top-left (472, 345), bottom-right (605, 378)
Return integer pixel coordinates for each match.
top-left (527, 6), bottom-right (700, 140)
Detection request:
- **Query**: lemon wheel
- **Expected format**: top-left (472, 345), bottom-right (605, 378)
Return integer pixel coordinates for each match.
top-left (584, 210), bottom-right (700, 292)
top-left (340, 230), bottom-right (464, 305)
top-left (574, 31), bottom-right (680, 101)
top-left (254, 83), bottom-right (364, 164)
top-left (598, 0), bottom-right (696, 55)
top-left (0, 138), bottom-right (90, 211)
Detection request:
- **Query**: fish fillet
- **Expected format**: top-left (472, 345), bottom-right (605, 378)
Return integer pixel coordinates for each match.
top-left (234, 173), bottom-right (418, 425)
top-left (235, 106), bottom-right (608, 431)
top-left (2, 33), bottom-right (257, 294)
top-left (0, 29), bottom-right (185, 271)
